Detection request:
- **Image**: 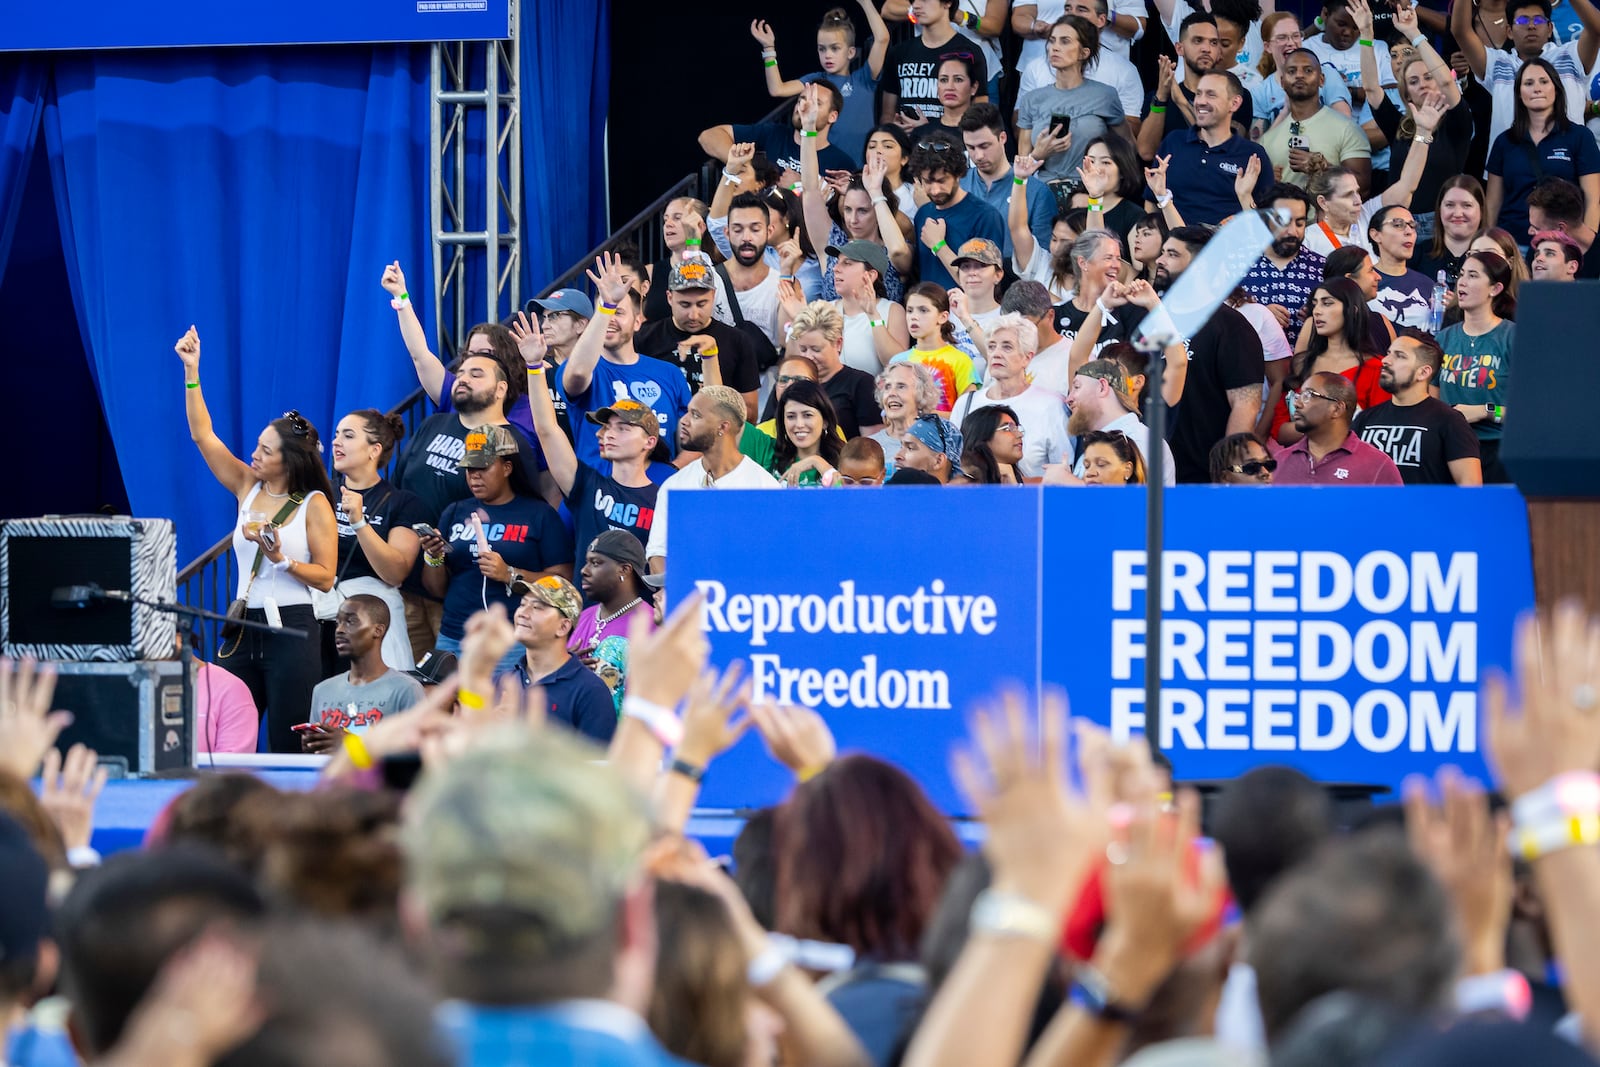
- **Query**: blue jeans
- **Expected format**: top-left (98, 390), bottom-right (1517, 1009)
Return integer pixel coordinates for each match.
top-left (432, 633), bottom-right (525, 677)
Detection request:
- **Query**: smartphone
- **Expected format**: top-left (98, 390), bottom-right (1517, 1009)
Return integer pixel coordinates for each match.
top-left (1050, 114), bottom-right (1071, 135)
top-left (259, 525), bottom-right (280, 553)
top-left (898, 105), bottom-right (922, 120)
top-left (1288, 133), bottom-right (1309, 151)
top-left (411, 522), bottom-right (441, 540)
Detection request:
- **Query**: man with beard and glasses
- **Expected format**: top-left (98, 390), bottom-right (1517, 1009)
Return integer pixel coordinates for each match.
top-left (1065, 358), bottom-right (1175, 483)
top-left (908, 134), bottom-right (1006, 290)
top-left (635, 253), bottom-right (763, 422)
top-left (645, 385), bottom-right (778, 574)
top-left (1152, 226), bottom-right (1267, 483)
top-left (1274, 370), bottom-right (1403, 484)
top-left (1352, 330), bottom-right (1482, 485)
top-left (1149, 69), bottom-right (1275, 227)
top-left (1242, 183), bottom-right (1326, 338)
top-left (1258, 49), bottom-right (1371, 194)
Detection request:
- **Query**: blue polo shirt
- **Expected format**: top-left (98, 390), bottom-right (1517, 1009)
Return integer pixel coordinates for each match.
top-left (960, 166), bottom-right (1056, 259)
top-left (512, 654), bottom-right (618, 743)
top-left (1151, 128), bottom-right (1275, 228)
top-left (913, 191), bottom-right (1007, 289)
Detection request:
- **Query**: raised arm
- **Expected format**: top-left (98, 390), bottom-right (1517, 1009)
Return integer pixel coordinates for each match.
top-left (798, 98), bottom-right (839, 257)
top-left (510, 311), bottom-right (579, 498)
top-left (697, 124), bottom-right (736, 164)
top-left (1570, 0), bottom-right (1600, 72)
top-left (1125, 283), bottom-right (1189, 406)
top-left (1392, 1), bottom-right (1461, 107)
top-left (381, 262), bottom-right (448, 404)
top-left (1350, 0), bottom-right (1385, 102)
top-left (1010, 155), bottom-right (1045, 263)
top-left (562, 252), bottom-right (630, 398)
top-left (752, 20), bottom-right (808, 98)
top-left (1379, 94), bottom-right (1443, 207)
top-left (863, 157), bottom-right (915, 274)
top-left (714, 142), bottom-right (757, 221)
top-left (859, 0), bottom-right (892, 78)
top-left (1136, 57), bottom-right (1176, 160)
top-left (175, 327), bottom-right (255, 498)
top-left (1451, 0), bottom-right (1488, 80)
top-left (1144, 154), bottom-right (1187, 227)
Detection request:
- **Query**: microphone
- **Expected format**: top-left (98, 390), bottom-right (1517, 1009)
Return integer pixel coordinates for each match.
top-left (50, 584), bottom-right (132, 609)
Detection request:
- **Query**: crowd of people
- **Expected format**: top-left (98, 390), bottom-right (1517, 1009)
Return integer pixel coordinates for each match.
top-left (5, 588), bottom-right (1600, 1067)
top-left (156, 0), bottom-right (1599, 749)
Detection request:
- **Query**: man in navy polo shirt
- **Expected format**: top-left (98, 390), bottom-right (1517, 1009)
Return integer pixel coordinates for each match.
top-left (909, 132), bottom-right (1006, 290)
top-left (1152, 70), bottom-right (1274, 227)
top-left (506, 575), bottom-right (617, 742)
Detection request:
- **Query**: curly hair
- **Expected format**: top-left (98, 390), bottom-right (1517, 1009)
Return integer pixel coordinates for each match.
top-left (875, 361), bottom-right (943, 417)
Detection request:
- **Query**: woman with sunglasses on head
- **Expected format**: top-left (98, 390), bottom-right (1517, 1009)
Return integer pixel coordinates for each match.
top-left (1209, 432), bottom-right (1277, 484)
top-left (1436, 249), bottom-right (1517, 482)
top-left (176, 327), bottom-right (336, 753)
top-left (1015, 15), bottom-right (1125, 189)
top-left (1077, 429), bottom-right (1147, 485)
top-left (1273, 277), bottom-right (1390, 444)
top-left (1486, 57), bottom-right (1600, 243)
top-left (325, 409), bottom-right (429, 675)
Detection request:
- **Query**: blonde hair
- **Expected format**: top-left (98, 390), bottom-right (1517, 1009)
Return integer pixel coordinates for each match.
top-left (699, 384), bottom-right (749, 428)
top-left (788, 301), bottom-right (846, 348)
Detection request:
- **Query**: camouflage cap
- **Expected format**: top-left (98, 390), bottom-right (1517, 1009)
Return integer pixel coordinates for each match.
top-left (585, 398), bottom-right (662, 438)
top-left (952, 238), bottom-right (1003, 269)
top-left (457, 423), bottom-right (519, 469)
top-left (402, 727), bottom-right (651, 941)
top-left (521, 574), bottom-right (583, 621)
top-left (1076, 358), bottom-right (1138, 413)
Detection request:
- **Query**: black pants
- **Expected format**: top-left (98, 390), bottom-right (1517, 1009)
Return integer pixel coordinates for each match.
top-left (216, 604), bottom-right (322, 753)
top-left (1479, 438), bottom-right (1509, 484)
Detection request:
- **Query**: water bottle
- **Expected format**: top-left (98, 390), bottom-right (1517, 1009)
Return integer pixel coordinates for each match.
top-left (1428, 270), bottom-right (1448, 333)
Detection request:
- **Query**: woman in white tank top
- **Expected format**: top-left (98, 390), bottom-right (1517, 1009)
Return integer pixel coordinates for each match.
top-left (177, 327), bottom-right (337, 753)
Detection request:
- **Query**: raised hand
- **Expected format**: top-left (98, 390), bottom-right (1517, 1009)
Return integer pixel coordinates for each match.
top-left (380, 260), bottom-right (407, 297)
top-left (509, 310), bottom-right (548, 365)
top-left (727, 141), bottom-right (756, 179)
top-left (682, 207), bottom-right (707, 244)
top-left (0, 659), bottom-right (69, 781)
top-left (750, 18), bottom-right (777, 48)
top-left (175, 326), bottom-right (201, 373)
top-left (1101, 279), bottom-right (1132, 308)
top-left (777, 277), bottom-right (808, 322)
top-left (750, 701), bottom-right (837, 777)
top-left (458, 603), bottom-right (517, 703)
top-left (920, 216), bottom-right (948, 251)
top-left (1144, 154), bottom-right (1172, 200)
top-left (1348, 0), bottom-right (1375, 38)
top-left (585, 250), bottom-right (631, 306)
top-left (1403, 767), bottom-right (1512, 975)
top-left (1237, 153), bottom-right (1262, 198)
top-left (796, 91), bottom-right (819, 133)
top-left (1078, 157), bottom-right (1114, 199)
top-left (1413, 91), bottom-right (1447, 135)
top-left (951, 689), bottom-right (1109, 913)
top-left (1155, 54), bottom-right (1176, 99)
top-left (824, 168), bottom-right (854, 196)
top-left (1029, 127), bottom-right (1069, 161)
top-left (626, 592), bottom-right (710, 711)
top-left (1393, 0), bottom-right (1420, 38)
top-left (677, 662), bottom-right (753, 766)
top-left (1013, 153), bottom-right (1044, 181)
top-left (947, 286), bottom-right (970, 322)
top-left (105, 932), bottom-right (264, 1067)
top-left (1486, 600), bottom-right (1600, 800)
top-left (777, 239), bottom-right (805, 276)
top-left (38, 743), bottom-right (107, 852)
top-left (862, 154), bottom-right (889, 194)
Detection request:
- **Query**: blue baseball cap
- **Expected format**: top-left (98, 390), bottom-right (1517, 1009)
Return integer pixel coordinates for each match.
top-left (529, 289), bottom-right (595, 318)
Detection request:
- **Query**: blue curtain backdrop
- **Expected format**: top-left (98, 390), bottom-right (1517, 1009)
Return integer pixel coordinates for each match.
top-left (42, 47), bottom-right (436, 564)
top-left (0, 59), bottom-right (44, 281)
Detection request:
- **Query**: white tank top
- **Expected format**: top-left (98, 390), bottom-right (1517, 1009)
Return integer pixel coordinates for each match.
top-left (233, 483), bottom-right (321, 607)
top-left (839, 298), bottom-right (895, 377)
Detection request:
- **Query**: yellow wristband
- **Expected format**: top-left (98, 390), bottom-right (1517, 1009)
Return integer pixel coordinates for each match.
top-left (458, 689), bottom-right (487, 711)
top-left (342, 731), bottom-right (374, 770)
top-left (797, 762), bottom-right (829, 783)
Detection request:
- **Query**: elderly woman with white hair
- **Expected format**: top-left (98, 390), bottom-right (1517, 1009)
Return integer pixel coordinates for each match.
top-left (869, 361), bottom-right (943, 470)
top-left (950, 312), bottom-right (1072, 480)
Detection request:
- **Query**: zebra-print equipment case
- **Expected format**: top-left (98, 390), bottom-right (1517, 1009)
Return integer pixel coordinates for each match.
top-left (0, 516), bottom-right (177, 661)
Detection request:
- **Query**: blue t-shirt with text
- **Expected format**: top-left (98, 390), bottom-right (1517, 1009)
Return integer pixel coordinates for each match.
top-left (560, 355), bottom-right (692, 470)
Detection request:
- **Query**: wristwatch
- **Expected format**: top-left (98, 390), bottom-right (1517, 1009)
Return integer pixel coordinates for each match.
top-left (1069, 964), bottom-right (1141, 1024)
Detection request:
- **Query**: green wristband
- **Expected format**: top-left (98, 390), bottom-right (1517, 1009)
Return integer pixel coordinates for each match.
top-left (185, 380), bottom-right (200, 389)
top-left (1013, 176), bottom-right (1026, 186)
top-left (932, 239), bottom-right (948, 253)
top-left (764, 59), bottom-right (777, 68)
top-left (1358, 37), bottom-right (1374, 46)
top-left (1149, 104), bottom-right (1166, 113)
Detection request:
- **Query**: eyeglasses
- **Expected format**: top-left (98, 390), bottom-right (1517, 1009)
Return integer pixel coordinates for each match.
top-left (1270, 31), bottom-right (1303, 43)
top-left (280, 410), bottom-right (311, 437)
top-left (777, 374), bottom-right (817, 385)
top-left (1295, 388), bottom-right (1340, 405)
top-left (1383, 219), bottom-right (1419, 231)
top-left (1514, 14), bottom-right (1551, 25)
top-left (997, 422), bottom-right (1025, 437)
top-left (1230, 458), bottom-right (1278, 475)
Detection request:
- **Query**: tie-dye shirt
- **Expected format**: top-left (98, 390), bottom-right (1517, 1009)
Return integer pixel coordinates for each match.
top-left (892, 344), bottom-right (974, 413)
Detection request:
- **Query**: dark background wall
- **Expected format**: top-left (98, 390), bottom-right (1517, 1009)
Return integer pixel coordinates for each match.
top-left (607, 0), bottom-right (862, 227)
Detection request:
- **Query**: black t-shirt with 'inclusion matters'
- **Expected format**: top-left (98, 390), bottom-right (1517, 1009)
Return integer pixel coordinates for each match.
top-left (1352, 396), bottom-right (1480, 485)
top-left (882, 35), bottom-right (991, 119)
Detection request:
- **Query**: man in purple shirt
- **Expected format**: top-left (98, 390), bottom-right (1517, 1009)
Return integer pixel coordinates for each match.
top-left (1272, 372), bottom-right (1403, 485)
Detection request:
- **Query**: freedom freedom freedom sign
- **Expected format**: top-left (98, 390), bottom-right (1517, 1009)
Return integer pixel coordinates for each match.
top-left (669, 486), bottom-right (1535, 815)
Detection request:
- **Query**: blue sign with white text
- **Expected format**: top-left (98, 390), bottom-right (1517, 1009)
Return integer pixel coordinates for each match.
top-left (6, 1), bottom-right (512, 51)
top-left (670, 487), bottom-right (1535, 815)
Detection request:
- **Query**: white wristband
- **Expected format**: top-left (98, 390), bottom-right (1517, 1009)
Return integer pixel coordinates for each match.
top-left (1155, 192), bottom-right (1173, 208)
top-left (350, 518), bottom-right (368, 532)
top-left (271, 558), bottom-right (292, 573)
top-left (1411, 33), bottom-right (1427, 47)
top-left (622, 695), bottom-right (684, 748)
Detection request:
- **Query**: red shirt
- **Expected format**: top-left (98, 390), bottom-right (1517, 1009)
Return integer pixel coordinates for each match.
top-left (1272, 429), bottom-right (1405, 485)
top-left (1269, 357), bottom-right (1392, 441)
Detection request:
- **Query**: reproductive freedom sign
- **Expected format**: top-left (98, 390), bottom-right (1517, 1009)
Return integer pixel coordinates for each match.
top-left (669, 486), bottom-right (1534, 815)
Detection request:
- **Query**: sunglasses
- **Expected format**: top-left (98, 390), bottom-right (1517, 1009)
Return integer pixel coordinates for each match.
top-left (1514, 14), bottom-right (1551, 25)
top-left (1230, 459), bottom-right (1278, 475)
top-left (777, 374), bottom-right (817, 385)
top-left (916, 140), bottom-right (959, 153)
top-left (280, 410), bottom-right (312, 438)
top-left (462, 347), bottom-right (498, 358)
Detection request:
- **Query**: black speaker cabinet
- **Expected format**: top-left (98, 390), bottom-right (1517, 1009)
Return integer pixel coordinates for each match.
top-left (1502, 282), bottom-right (1600, 497)
top-left (0, 516), bottom-right (177, 661)
top-left (51, 661), bottom-right (193, 777)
